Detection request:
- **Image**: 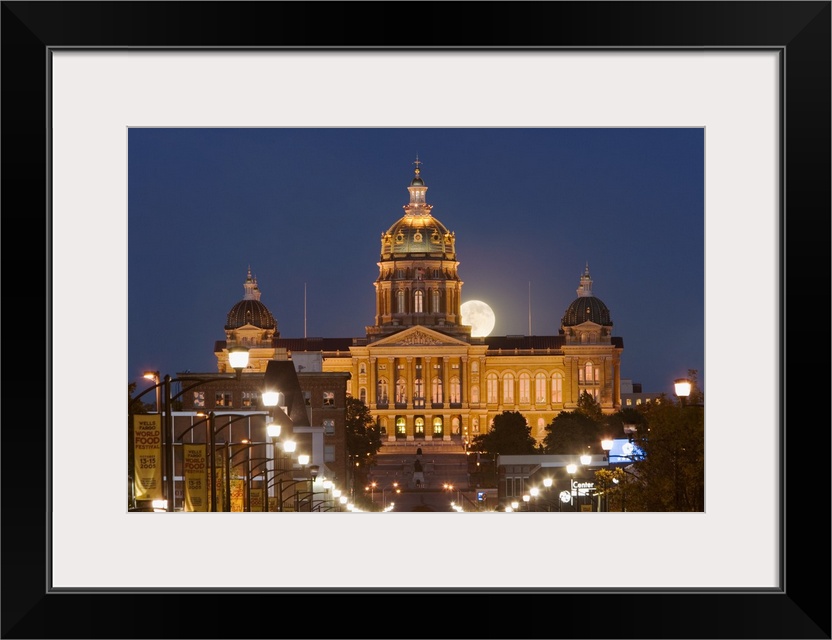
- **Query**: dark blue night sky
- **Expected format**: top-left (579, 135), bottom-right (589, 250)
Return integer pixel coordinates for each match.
top-left (129, 127), bottom-right (704, 397)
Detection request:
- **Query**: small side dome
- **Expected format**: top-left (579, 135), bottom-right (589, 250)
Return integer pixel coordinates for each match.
top-left (225, 299), bottom-right (276, 330)
top-left (224, 268), bottom-right (277, 330)
top-left (561, 297), bottom-right (612, 327)
top-left (561, 265), bottom-right (612, 327)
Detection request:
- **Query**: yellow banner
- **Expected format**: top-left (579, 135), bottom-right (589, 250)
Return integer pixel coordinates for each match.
top-left (230, 478), bottom-right (245, 512)
top-left (133, 415), bottom-right (163, 501)
top-left (211, 458), bottom-right (225, 511)
top-left (183, 444), bottom-right (207, 512)
top-left (250, 488), bottom-right (263, 512)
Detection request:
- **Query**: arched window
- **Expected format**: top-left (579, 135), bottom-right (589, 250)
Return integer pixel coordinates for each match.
top-left (377, 378), bottom-right (389, 404)
top-left (431, 289), bottom-right (440, 313)
top-left (414, 417), bottom-right (425, 436)
top-left (396, 290), bottom-right (405, 313)
top-left (431, 376), bottom-right (443, 404)
top-left (396, 416), bottom-right (406, 437)
top-left (486, 373), bottom-right (499, 403)
top-left (551, 373), bottom-right (563, 403)
top-left (519, 373), bottom-right (530, 404)
top-left (414, 290), bottom-right (424, 312)
top-left (502, 373), bottom-right (515, 403)
top-left (414, 377), bottom-right (424, 401)
top-left (433, 417), bottom-right (443, 435)
top-left (535, 373), bottom-right (547, 404)
top-left (449, 376), bottom-right (461, 403)
top-left (396, 378), bottom-right (407, 404)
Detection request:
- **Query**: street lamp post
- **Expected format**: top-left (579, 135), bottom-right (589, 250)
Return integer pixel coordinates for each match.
top-left (132, 348), bottom-right (250, 512)
top-left (529, 486), bottom-right (539, 512)
top-left (567, 463), bottom-right (579, 512)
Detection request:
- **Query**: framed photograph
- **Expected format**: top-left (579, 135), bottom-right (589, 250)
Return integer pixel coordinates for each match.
top-left (4, 2), bottom-right (829, 638)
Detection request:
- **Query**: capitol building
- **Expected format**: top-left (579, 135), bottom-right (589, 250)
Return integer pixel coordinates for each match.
top-left (211, 161), bottom-right (624, 446)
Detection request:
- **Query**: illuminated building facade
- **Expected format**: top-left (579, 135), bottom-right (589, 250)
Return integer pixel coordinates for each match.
top-left (215, 162), bottom-right (623, 445)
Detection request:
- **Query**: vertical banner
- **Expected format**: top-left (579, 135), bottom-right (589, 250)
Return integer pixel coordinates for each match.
top-left (250, 488), bottom-right (263, 512)
top-left (133, 414), bottom-right (163, 501)
top-left (230, 478), bottom-right (245, 512)
top-left (211, 457), bottom-right (225, 511)
top-left (183, 444), bottom-right (207, 512)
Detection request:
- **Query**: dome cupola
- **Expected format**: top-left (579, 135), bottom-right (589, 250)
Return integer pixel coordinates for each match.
top-left (561, 264), bottom-right (612, 343)
top-left (225, 267), bottom-right (277, 331)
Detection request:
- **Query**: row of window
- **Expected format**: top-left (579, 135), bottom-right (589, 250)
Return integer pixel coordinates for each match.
top-left (192, 390), bottom-right (337, 408)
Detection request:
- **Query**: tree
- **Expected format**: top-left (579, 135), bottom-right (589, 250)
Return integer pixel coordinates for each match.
top-left (128, 382), bottom-right (155, 413)
top-left (345, 396), bottom-right (383, 488)
top-left (542, 392), bottom-right (605, 454)
top-left (597, 400), bottom-right (704, 512)
top-left (470, 411), bottom-right (538, 456)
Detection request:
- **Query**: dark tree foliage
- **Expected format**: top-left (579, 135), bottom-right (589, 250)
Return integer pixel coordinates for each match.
top-left (542, 392), bottom-right (606, 454)
top-left (345, 395), bottom-right (383, 466)
top-left (128, 382), bottom-right (154, 413)
top-left (593, 398), bottom-right (705, 512)
top-left (471, 411), bottom-right (538, 455)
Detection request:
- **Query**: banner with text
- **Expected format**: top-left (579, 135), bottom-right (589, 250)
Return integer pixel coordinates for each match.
top-left (183, 444), bottom-right (207, 512)
top-left (230, 478), bottom-right (245, 512)
top-left (250, 488), bottom-right (263, 512)
top-left (133, 414), bottom-right (163, 501)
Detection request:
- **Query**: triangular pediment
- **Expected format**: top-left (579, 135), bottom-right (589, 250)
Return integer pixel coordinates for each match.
top-left (370, 326), bottom-right (471, 348)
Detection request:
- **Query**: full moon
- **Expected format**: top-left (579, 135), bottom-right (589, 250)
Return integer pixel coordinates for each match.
top-left (461, 300), bottom-right (496, 337)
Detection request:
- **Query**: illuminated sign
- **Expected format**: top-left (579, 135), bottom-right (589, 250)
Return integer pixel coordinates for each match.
top-left (608, 437), bottom-right (645, 463)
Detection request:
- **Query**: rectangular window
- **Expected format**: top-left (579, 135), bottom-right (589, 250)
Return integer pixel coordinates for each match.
top-left (324, 445), bottom-right (336, 463)
top-left (193, 391), bottom-right (205, 408)
top-left (323, 391), bottom-right (334, 406)
top-left (215, 392), bottom-right (232, 407)
top-left (241, 391), bottom-right (256, 407)
top-left (323, 419), bottom-right (335, 435)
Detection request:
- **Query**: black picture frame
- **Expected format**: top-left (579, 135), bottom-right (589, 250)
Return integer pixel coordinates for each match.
top-left (3, 2), bottom-right (829, 638)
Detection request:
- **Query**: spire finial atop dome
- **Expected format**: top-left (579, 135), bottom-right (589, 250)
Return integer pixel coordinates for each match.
top-left (577, 263), bottom-right (594, 297)
top-left (243, 267), bottom-right (258, 300)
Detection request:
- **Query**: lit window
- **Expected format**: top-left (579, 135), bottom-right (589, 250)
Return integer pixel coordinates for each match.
top-left (486, 373), bottom-right (498, 403)
top-left (449, 377), bottom-right (461, 403)
top-left (414, 290), bottom-right (424, 312)
top-left (396, 290), bottom-right (405, 313)
top-left (519, 373), bottom-right (530, 404)
top-left (323, 419), bottom-right (335, 435)
top-left (433, 417), bottom-right (443, 435)
top-left (323, 391), bottom-right (334, 406)
top-left (414, 417), bottom-right (425, 435)
top-left (215, 392), bottom-right (232, 407)
top-left (193, 391), bottom-right (205, 408)
top-left (395, 378), bottom-right (407, 404)
top-left (535, 373), bottom-right (547, 403)
top-left (377, 378), bottom-right (389, 404)
top-left (551, 373), bottom-right (563, 403)
top-left (431, 376), bottom-right (443, 404)
top-left (241, 391), bottom-right (256, 407)
top-left (396, 416), bottom-right (406, 435)
top-left (503, 373), bottom-right (515, 403)
top-left (431, 289), bottom-right (440, 312)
